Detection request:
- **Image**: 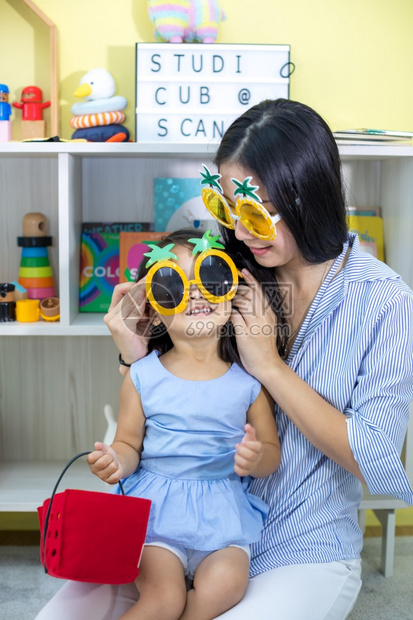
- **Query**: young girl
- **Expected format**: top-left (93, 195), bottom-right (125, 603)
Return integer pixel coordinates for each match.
top-left (87, 229), bottom-right (281, 620)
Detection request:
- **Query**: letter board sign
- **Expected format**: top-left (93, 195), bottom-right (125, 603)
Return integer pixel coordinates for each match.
top-left (135, 43), bottom-right (292, 143)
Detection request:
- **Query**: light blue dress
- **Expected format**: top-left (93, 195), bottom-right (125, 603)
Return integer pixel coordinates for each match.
top-left (120, 351), bottom-right (268, 552)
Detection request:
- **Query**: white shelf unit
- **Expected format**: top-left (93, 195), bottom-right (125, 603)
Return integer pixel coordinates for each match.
top-left (0, 143), bottom-right (412, 518)
top-left (0, 143), bottom-right (215, 336)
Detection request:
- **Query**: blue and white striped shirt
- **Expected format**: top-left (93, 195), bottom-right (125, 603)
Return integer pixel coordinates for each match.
top-left (249, 233), bottom-right (413, 577)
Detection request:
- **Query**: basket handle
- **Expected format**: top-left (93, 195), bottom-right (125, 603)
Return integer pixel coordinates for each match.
top-left (42, 451), bottom-right (125, 574)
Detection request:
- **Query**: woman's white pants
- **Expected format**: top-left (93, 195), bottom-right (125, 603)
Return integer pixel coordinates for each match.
top-left (35, 559), bottom-right (362, 620)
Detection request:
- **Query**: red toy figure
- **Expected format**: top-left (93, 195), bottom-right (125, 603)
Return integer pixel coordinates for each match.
top-left (13, 86), bottom-right (50, 120)
top-left (13, 86), bottom-right (51, 139)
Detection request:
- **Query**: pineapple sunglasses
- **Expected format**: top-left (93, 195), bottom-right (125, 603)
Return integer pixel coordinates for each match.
top-left (144, 231), bottom-right (241, 316)
top-left (200, 165), bottom-right (282, 241)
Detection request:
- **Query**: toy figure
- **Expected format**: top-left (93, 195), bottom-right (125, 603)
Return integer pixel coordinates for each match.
top-left (10, 281), bottom-right (27, 300)
top-left (0, 84), bottom-right (12, 142)
top-left (71, 68), bottom-right (129, 142)
top-left (0, 283), bottom-right (16, 322)
top-left (12, 86), bottom-right (51, 140)
top-left (147, 0), bottom-right (225, 43)
top-left (0, 84), bottom-right (11, 120)
top-left (13, 86), bottom-right (50, 121)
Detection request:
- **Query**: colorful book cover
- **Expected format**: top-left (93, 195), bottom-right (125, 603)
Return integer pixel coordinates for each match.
top-left (80, 232), bottom-right (120, 312)
top-left (347, 214), bottom-right (384, 261)
top-left (119, 231), bottom-right (167, 283)
top-left (79, 222), bottom-right (154, 312)
top-left (154, 177), bottom-right (218, 233)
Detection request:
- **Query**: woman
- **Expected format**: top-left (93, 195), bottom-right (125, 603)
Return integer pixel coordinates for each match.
top-left (36, 99), bottom-right (413, 620)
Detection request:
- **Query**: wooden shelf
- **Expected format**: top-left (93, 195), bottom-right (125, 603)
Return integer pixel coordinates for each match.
top-left (0, 142), bottom-right (217, 157)
top-left (1, 140), bottom-right (412, 158)
top-left (0, 313), bottom-right (111, 336)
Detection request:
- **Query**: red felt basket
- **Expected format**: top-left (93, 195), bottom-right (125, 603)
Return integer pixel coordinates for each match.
top-left (37, 451), bottom-right (151, 584)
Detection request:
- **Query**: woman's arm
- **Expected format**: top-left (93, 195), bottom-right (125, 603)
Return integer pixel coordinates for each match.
top-left (104, 279), bottom-right (152, 372)
top-left (259, 361), bottom-right (366, 483)
top-left (231, 270), bottom-right (366, 483)
top-left (88, 371), bottom-right (145, 483)
top-left (234, 386), bottom-right (281, 478)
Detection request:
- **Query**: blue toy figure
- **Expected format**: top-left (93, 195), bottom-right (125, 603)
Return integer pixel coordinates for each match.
top-left (0, 84), bottom-right (11, 120)
top-left (0, 83), bottom-right (12, 142)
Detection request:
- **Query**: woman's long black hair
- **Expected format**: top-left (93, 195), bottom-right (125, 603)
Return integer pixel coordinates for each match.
top-left (214, 98), bottom-right (348, 355)
top-left (135, 229), bottom-right (242, 366)
top-left (215, 98), bottom-right (348, 265)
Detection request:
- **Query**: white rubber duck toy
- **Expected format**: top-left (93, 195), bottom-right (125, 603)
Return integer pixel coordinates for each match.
top-left (71, 68), bottom-right (127, 116)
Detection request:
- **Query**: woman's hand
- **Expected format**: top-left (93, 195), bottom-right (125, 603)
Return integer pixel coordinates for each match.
top-left (231, 269), bottom-right (281, 379)
top-left (87, 442), bottom-right (124, 484)
top-left (104, 278), bottom-right (152, 365)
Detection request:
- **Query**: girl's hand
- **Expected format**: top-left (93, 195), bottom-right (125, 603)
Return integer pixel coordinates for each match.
top-left (234, 424), bottom-right (263, 477)
top-left (87, 442), bottom-right (124, 484)
top-left (231, 269), bottom-right (280, 378)
top-left (104, 279), bottom-right (152, 365)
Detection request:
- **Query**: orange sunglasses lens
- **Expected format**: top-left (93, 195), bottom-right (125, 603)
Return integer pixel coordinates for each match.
top-left (238, 201), bottom-right (275, 239)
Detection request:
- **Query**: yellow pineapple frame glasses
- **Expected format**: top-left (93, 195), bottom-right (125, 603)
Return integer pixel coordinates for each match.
top-left (145, 246), bottom-right (240, 316)
top-left (200, 165), bottom-right (282, 241)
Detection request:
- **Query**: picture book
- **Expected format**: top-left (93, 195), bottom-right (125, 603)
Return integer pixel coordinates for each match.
top-left (154, 177), bottom-right (218, 234)
top-left (333, 129), bottom-right (413, 146)
top-left (80, 231), bottom-right (120, 312)
top-left (82, 222), bottom-right (154, 235)
top-left (347, 214), bottom-right (384, 261)
top-left (80, 222), bottom-right (154, 312)
top-left (119, 231), bottom-right (167, 283)
top-left (346, 206), bottom-right (382, 218)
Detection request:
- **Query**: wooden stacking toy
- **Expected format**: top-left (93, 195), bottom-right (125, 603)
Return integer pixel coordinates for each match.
top-left (17, 213), bottom-right (56, 300)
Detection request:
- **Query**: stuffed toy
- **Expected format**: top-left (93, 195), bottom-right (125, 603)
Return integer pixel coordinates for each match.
top-left (147, 0), bottom-right (225, 43)
top-left (70, 68), bottom-right (129, 142)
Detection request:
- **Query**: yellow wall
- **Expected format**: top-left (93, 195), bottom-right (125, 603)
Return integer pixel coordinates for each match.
top-left (0, 508), bottom-right (410, 532)
top-left (0, 0), bottom-right (412, 529)
top-left (366, 507), bottom-right (413, 528)
top-left (1, 0), bottom-right (413, 140)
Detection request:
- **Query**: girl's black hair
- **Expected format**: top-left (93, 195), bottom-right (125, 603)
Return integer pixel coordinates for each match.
top-left (214, 98), bottom-right (348, 356)
top-left (215, 98), bottom-right (348, 264)
top-left (136, 228), bottom-right (242, 366)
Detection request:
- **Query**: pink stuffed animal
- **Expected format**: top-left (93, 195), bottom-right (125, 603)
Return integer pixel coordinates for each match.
top-left (147, 0), bottom-right (225, 43)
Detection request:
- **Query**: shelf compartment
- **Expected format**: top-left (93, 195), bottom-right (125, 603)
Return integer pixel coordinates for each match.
top-left (0, 460), bottom-right (109, 512)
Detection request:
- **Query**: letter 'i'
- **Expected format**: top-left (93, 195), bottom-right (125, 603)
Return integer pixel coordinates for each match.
top-left (17, 213), bottom-right (56, 300)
